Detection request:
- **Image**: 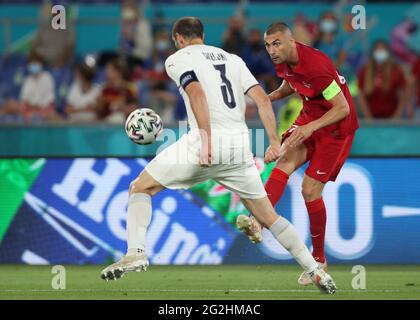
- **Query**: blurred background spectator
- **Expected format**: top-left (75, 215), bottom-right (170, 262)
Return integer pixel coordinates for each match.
top-left (32, 0), bottom-right (75, 68)
top-left (408, 57), bottom-right (420, 119)
top-left (119, 0), bottom-right (153, 67)
top-left (314, 11), bottom-right (347, 70)
top-left (65, 61), bottom-right (100, 123)
top-left (19, 52), bottom-right (59, 123)
top-left (0, 0), bottom-right (419, 126)
top-left (222, 15), bottom-right (246, 56)
top-left (240, 29), bottom-right (276, 91)
top-left (96, 57), bottom-right (138, 124)
top-left (357, 41), bottom-right (408, 119)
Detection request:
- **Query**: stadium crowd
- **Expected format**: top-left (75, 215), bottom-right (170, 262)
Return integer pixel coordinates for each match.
top-left (0, 0), bottom-right (419, 125)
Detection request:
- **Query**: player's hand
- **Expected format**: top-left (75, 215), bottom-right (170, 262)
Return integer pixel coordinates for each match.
top-left (199, 142), bottom-right (212, 167)
top-left (287, 124), bottom-right (314, 148)
top-left (264, 142), bottom-right (281, 164)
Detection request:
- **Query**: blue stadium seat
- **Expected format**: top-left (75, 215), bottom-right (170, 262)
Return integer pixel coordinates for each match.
top-left (49, 66), bottom-right (74, 114)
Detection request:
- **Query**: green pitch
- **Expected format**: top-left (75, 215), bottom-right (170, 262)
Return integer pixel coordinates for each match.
top-left (0, 265), bottom-right (419, 300)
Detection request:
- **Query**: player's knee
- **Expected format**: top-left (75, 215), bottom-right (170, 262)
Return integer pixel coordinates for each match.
top-left (275, 158), bottom-right (295, 175)
top-left (129, 178), bottom-right (153, 196)
top-left (301, 183), bottom-right (322, 202)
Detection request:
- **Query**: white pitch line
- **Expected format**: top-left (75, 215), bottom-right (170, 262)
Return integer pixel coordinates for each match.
top-left (0, 289), bottom-right (410, 293)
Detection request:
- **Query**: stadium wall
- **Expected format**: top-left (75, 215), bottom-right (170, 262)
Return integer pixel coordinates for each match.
top-left (1, 125), bottom-right (420, 157)
top-left (0, 138), bottom-right (419, 265)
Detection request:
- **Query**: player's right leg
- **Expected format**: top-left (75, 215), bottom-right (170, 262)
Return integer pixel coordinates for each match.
top-left (266, 140), bottom-right (307, 206)
top-left (241, 197), bottom-right (336, 294)
top-left (236, 142), bottom-right (307, 243)
top-left (100, 170), bottom-right (165, 281)
top-left (101, 132), bottom-right (202, 280)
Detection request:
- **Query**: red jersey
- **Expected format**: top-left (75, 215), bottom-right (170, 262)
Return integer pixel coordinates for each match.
top-left (98, 82), bottom-right (138, 119)
top-left (275, 42), bottom-right (359, 137)
top-left (412, 57), bottom-right (420, 107)
top-left (357, 64), bottom-right (406, 118)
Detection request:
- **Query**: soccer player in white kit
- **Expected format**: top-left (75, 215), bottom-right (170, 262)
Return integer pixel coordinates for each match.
top-left (101, 17), bottom-right (336, 294)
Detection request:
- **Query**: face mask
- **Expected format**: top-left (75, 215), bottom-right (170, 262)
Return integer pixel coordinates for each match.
top-left (122, 9), bottom-right (136, 21)
top-left (28, 62), bottom-right (42, 74)
top-left (373, 49), bottom-right (389, 64)
top-left (320, 19), bottom-right (336, 34)
top-left (156, 40), bottom-right (169, 51)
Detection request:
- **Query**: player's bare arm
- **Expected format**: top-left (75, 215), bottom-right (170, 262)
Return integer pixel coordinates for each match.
top-left (268, 79), bottom-right (294, 102)
top-left (288, 91), bottom-right (350, 148)
top-left (246, 84), bottom-right (281, 163)
top-left (184, 81), bottom-right (212, 167)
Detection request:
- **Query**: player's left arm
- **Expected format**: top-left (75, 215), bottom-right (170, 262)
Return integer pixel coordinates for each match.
top-left (288, 80), bottom-right (350, 148)
top-left (165, 54), bottom-right (212, 166)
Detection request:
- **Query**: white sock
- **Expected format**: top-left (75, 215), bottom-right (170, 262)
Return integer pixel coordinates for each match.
top-left (269, 216), bottom-right (318, 273)
top-left (126, 193), bottom-right (152, 255)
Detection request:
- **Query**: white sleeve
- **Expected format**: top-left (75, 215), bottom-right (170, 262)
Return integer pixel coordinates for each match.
top-left (234, 55), bottom-right (259, 93)
top-left (43, 73), bottom-right (55, 105)
top-left (66, 83), bottom-right (77, 105)
top-left (19, 78), bottom-right (30, 102)
top-left (165, 52), bottom-right (198, 89)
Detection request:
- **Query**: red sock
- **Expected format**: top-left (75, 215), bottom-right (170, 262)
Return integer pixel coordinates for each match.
top-left (305, 197), bottom-right (327, 263)
top-left (265, 168), bottom-right (289, 206)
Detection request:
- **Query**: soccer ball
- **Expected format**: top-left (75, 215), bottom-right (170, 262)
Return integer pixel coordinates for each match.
top-left (125, 108), bottom-right (163, 145)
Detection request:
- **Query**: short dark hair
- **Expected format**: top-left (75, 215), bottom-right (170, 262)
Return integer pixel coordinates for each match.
top-left (106, 57), bottom-right (131, 81)
top-left (172, 16), bottom-right (204, 40)
top-left (265, 22), bottom-right (292, 36)
top-left (77, 63), bottom-right (96, 83)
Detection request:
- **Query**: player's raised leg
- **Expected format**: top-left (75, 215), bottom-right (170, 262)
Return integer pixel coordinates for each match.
top-left (100, 170), bottom-right (165, 281)
top-left (236, 140), bottom-right (306, 243)
top-left (266, 138), bottom-right (307, 205)
top-left (241, 196), bottom-right (336, 294)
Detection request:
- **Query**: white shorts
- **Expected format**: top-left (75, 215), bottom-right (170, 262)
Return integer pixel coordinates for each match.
top-left (145, 130), bottom-right (267, 199)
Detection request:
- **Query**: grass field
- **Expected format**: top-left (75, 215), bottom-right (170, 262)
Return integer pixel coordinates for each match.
top-left (0, 265), bottom-right (419, 300)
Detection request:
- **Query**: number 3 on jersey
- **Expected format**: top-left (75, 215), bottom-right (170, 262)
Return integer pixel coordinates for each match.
top-left (214, 64), bottom-right (236, 109)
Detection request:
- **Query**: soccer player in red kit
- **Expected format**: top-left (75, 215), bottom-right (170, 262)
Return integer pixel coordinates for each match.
top-left (236, 22), bottom-right (359, 285)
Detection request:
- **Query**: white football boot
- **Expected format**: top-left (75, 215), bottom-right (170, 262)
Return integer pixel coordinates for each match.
top-left (298, 261), bottom-right (328, 286)
top-left (236, 214), bottom-right (263, 244)
top-left (100, 251), bottom-right (149, 281)
top-left (308, 266), bottom-right (337, 294)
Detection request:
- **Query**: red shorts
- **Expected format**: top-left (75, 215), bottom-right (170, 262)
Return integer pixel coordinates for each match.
top-left (282, 125), bottom-right (355, 183)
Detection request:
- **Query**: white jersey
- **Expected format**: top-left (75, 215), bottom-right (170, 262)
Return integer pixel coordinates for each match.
top-left (145, 44), bottom-right (266, 199)
top-left (165, 44), bottom-right (259, 132)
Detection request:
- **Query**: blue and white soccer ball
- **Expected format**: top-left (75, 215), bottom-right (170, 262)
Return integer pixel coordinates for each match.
top-left (125, 108), bottom-right (163, 145)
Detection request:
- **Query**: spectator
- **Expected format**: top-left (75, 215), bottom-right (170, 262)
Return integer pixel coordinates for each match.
top-left (150, 81), bottom-right (177, 124)
top-left (96, 58), bottom-right (138, 124)
top-left (142, 29), bottom-right (175, 123)
top-left (120, 0), bottom-right (153, 65)
top-left (241, 29), bottom-right (274, 81)
top-left (338, 13), bottom-right (365, 81)
top-left (0, 99), bottom-right (22, 123)
top-left (65, 63), bottom-right (100, 123)
top-left (293, 14), bottom-right (318, 46)
top-left (408, 57), bottom-right (420, 119)
top-left (19, 53), bottom-right (58, 122)
top-left (222, 16), bottom-right (246, 56)
top-left (32, 0), bottom-right (75, 68)
top-left (314, 12), bottom-right (347, 69)
top-left (151, 28), bottom-right (174, 76)
top-left (357, 41), bottom-right (408, 119)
